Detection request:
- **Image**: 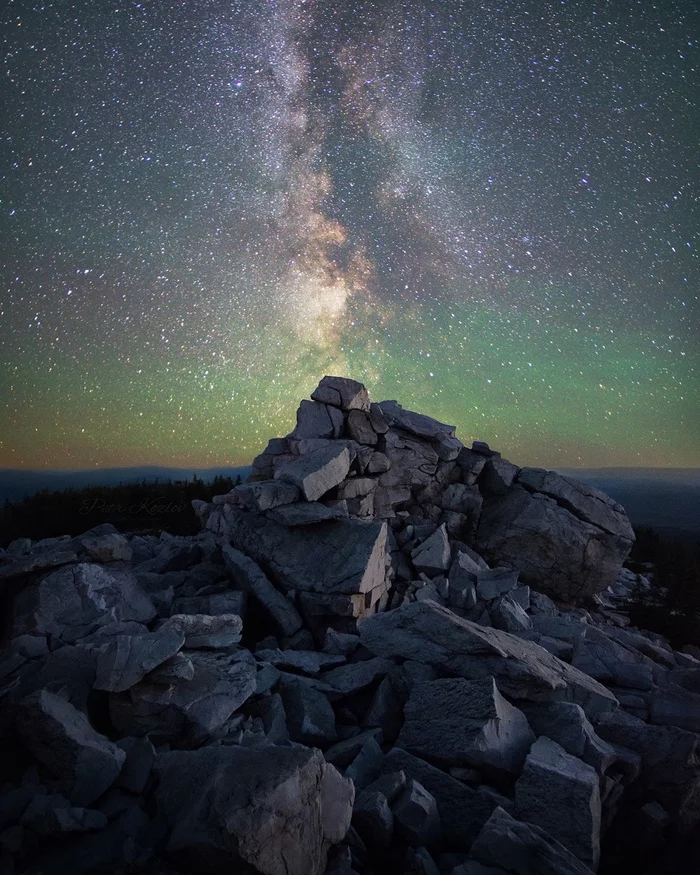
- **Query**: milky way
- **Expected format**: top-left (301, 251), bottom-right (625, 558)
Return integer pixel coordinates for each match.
top-left (1, 0), bottom-right (697, 469)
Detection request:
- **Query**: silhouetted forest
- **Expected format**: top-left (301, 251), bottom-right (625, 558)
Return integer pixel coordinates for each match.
top-left (0, 474), bottom-right (239, 548)
top-left (626, 526), bottom-right (700, 649)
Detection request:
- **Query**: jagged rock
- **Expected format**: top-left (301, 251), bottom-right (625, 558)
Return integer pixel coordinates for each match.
top-left (0, 549), bottom-right (79, 582)
top-left (155, 744), bottom-right (354, 875)
top-left (221, 543), bottom-right (303, 636)
top-left (476, 568), bottom-right (519, 601)
top-left (162, 613), bottom-right (242, 650)
top-left (397, 677), bottom-right (535, 778)
top-left (94, 627), bottom-right (185, 692)
top-left (519, 701), bottom-right (617, 774)
top-left (479, 457), bottom-right (520, 495)
top-left (474, 484), bottom-right (633, 602)
top-left (359, 600), bottom-right (618, 717)
top-left (367, 451), bottom-right (391, 474)
top-left (292, 399), bottom-right (344, 439)
top-left (381, 748), bottom-right (505, 847)
top-left (346, 409), bottom-right (378, 446)
top-left (225, 511), bottom-right (389, 600)
top-left (513, 737), bottom-right (601, 869)
top-left (469, 806), bottom-right (595, 875)
top-left (338, 478), bottom-right (377, 500)
top-left (16, 690), bottom-right (126, 805)
top-left (268, 501), bottom-right (349, 526)
top-left (255, 648), bottom-right (345, 674)
top-left (226, 478), bottom-right (302, 511)
top-left (11, 563), bottom-right (155, 643)
top-left (323, 629), bottom-right (360, 657)
top-left (146, 651), bottom-right (195, 683)
top-left (275, 443), bottom-right (351, 501)
top-left (378, 401), bottom-right (456, 441)
top-left (325, 729), bottom-right (385, 768)
top-left (352, 790), bottom-right (393, 848)
top-left (345, 737), bottom-right (385, 790)
top-left (411, 525), bottom-right (451, 574)
top-left (77, 531), bottom-right (133, 563)
top-left (649, 684), bottom-right (700, 734)
top-left (393, 779), bottom-right (441, 847)
top-left (490, 595), bottom-right (533, 633)
top-left (321, 657), bottom-right (395, 695)
top-left (110, 651), bottom-right (257, 743)
top-left (594, 709), bottom-right (700, 832)
top-left (280, 677), bottom-right (337, 745)
top-left (517, 468), bottom-right (635, 541)
top-left (312, 376), bottom-right (370, 411)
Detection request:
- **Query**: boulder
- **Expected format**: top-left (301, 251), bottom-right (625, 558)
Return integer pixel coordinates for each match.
top-left (268, 501), bottom-right (349, 526)
top-left (16, 690), bottom-right (126, 806)
top-left (378, 401), bottom-right (456, 441)
top-left (474, 485), bottom-right (633, 602)
top-left (109, 651), bottom-right (257, 743)
top-left (11, 563), bottom-right (155, 643)
top-left (162, 613), bottom-right (242, 650)
top-left (94, 627), bottom-right (185, 692)
top-left (279, 677), bottom-right (337, 745)
top-left (226, 511), bottom-right (389, 597)
top-left (155, 744), bottom-right (354, 875)
top-left (276, 443), bottom-right (351, 501)
top-left (380, 748), bottom-right (505, 847)
top-left (359, 600), bottom-right (618, 718)
top-left (469, 806), bottom-right (595, 875)
top-left (346, 410), bottom-right (379, 446)
top-left (411, 525), bottom-right (451, 575)
top-left (393, 779), bottom-right (441, 847)
top-left (312, 376), bottom-right (370, 411)
top-left (222, 544), bottom-right (303, 636)
top-left (352, 790), bottom-right (393, 848)
top-left (292, 400), bottom-right (344, 439)
top-left (227, 479), bottom-right (301, 511)
top-left (513, 737), bottom-right (601, 869)
top-left (397, 677), bottom-right (535, 778)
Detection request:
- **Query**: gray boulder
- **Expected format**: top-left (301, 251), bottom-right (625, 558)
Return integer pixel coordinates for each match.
top-left (280, 677), bottom-right (337, 745)
top-left (226, 510), bottom-right (389, 598)
top-left (378, 401), bottom-right (456, 441)
top-left (110, 651), bottom-right (257, 743)
top-left (269, 501), bottom-right (349, 526)
top-left (16, 690), bottom-right (126, 805)
top-left (513, 737), bottom-right (601, 869)
top-left (94, 627), bottom-right (185, 692)
top-left (469, 806), bottom-right (595, 875)
top-left (155, 744), bottom-right (353, 875)
top-left (397, 677), bottom-right (535, 778)
top-left (292, 399), bottom-right (344, 439)
top-left (276, 443), bottom-right (351, 501)
top-left (162, 613), bottom-right (242, 650)
top-left (222, 543), bottom-right (303, 636)
top-left (359, 600), bottom-right (618, 718)
top-left (312, 375), bottom-right (370, 411)
top-left (411, 525), bottom-right (451, 575)
top-left (474, 485), bottom-right (633, 602)
top-left (227, 479), bottom-right (302, 511)
top-left (393, 779), bottom-right (441, 847)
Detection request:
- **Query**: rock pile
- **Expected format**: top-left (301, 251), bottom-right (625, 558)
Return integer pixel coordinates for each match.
top-left (0, 375), bottom-right (698, 875)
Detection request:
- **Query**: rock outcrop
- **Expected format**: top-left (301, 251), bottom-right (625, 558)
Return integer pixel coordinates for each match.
top-left (0, 377), bottom-right (696, 875)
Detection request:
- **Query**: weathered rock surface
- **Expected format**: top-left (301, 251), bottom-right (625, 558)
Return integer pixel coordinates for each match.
top-left (155, 744), bottom-right (353, 875)
top-left (513, 736), bottom-right (601, 869)
top-left (397, 677), bottom-right (535, 777)
top-left (359, 600), bottom-right (618, 717)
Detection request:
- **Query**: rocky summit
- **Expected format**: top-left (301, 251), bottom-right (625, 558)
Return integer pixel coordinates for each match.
top-left (0, 375), bottom-right (698, 875)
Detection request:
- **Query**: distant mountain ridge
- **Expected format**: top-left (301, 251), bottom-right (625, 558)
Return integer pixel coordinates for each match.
top-left (0, 466), bottom-right (252, 504)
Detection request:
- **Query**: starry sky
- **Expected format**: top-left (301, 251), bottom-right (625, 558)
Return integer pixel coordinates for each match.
top-left (1, 0), bottom-right (698, 471)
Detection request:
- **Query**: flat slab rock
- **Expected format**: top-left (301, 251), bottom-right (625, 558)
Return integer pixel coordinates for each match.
top-left (359, 599), bottom-right (618, 718)
top-left (227, 509), bottom-right (389, 596)
top-left (155, 743), bottom-right (354, 875)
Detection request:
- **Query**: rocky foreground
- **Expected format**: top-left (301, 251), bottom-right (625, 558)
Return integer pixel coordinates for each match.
top-left (1, 376), bottom-right (699, 875)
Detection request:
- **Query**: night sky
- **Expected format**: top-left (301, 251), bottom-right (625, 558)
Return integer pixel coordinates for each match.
top-left (1, 0), bottom-right (697, 471)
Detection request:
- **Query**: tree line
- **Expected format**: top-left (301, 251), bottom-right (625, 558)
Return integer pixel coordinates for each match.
top-left (0, 474), bottom-right (239, 548)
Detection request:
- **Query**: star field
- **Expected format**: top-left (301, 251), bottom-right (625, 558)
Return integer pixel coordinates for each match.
top-left (1, 0), bottom-right (697, 469)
